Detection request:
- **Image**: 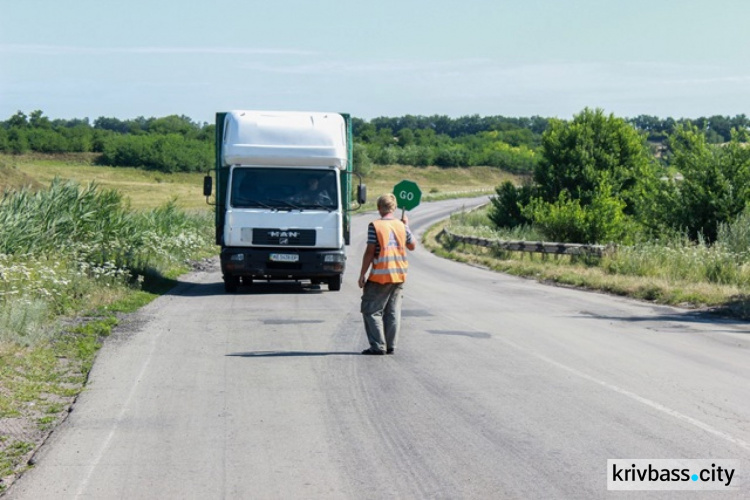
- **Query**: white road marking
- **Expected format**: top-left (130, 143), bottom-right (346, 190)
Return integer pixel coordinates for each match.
top-left (410, 296), bottom-right (750, 453)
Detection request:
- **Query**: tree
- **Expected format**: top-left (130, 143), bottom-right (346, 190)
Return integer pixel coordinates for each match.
top-left (147, 115), bottom-right (200, 137)
top-left (396, 128), bottom-right (415, 146)
top-left (7, 128), bottom-right (29, 153)
top-left (29, 110), bottom-right (51, 129)
top-left (490, 108), bottom-right (660, 243)
top-left (0, 127), bottom-right (8, 151)
top-left (94, 116), bottom-right (130, 133)
top-left (488, 181), bottom-right (534, 228)
top-left (534, 108), bottom-right (657, 215)
top-left (352, 143), bottom-right (372, 176)
top-left (657, 125), bottom-right (750, 241)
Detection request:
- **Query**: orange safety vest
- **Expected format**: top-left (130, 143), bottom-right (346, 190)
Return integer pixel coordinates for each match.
top-left (368, 218), bottom-right (409, 284)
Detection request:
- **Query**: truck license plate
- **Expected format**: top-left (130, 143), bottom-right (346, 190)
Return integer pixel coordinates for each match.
top-left (270, 253), bottom-right (299, 263)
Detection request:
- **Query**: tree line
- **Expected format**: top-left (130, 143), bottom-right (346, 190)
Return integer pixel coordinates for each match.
top-left (489, 108), bottom-right (750, 245)
top-left (0, 111), bottom-right (214, 172)
top-left (352, 115), bottom-right (543, 172)
top-left (1, 109), bottom-right (748, 176)
top-left (628, 114), bottom-right (750, 143)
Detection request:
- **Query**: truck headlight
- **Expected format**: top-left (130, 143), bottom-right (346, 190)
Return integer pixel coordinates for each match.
top-left (324, 254), bottom-right (344, 263)
top-left (230, 253), bottom-right (245, 261)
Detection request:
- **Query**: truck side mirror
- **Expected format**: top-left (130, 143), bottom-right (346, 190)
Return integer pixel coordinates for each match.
top-left (357, 184), bottom-right (367, 205)
top-left (203, 175), bottom-right (213, 197)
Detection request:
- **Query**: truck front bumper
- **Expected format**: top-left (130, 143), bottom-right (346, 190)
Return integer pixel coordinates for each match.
top-left (220, 247), bottom-right (346, 280)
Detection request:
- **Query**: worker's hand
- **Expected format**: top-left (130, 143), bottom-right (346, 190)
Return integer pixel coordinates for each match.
top-left (401, 214), bottom-right (409, 226)
top-left (358, 275), bottom-right (367, 288)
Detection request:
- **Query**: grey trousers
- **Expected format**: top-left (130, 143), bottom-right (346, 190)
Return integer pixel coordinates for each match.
top-left (360, 281), bottom-right (404, 352)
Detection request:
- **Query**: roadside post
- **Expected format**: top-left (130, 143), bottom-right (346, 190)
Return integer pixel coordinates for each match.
top-left (393, 179), bottom-right (422, 220)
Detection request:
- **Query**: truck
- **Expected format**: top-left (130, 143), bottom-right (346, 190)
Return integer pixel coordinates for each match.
top-left (203, 110), bottom-right (366, 293)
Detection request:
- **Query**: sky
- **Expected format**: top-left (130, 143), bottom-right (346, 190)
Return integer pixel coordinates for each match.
top-left (1, 0), bottom-right (749, 124)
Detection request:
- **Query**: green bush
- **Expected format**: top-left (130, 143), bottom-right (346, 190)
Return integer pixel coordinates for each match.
top-left (654, 126), bottom-right (750, 242)
top-left (434, 146), bottom-right (471, 167)
top-left (99, 134), bottom-right (212, 172)
top-left (717, 206), bottom-right (750, 259)
top-left (488, 181), bottom-right (534, 228)
top-left (483, 147), bottom-right (537, 173)
top-left (396, 144), bottom-right (434, 167)
top-left (523, 192), bottom-right (589, 243)
top-left (523, 183), bottom-right (636, 244)
top-left (352, 143), bottom-right (373, 176)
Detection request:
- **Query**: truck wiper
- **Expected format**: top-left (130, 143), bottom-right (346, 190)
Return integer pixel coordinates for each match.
top-left (246, 199), bottom-right (274, 209)
top-left (269, 199), bottom-right (303, 210)
top-left (304, 203), bottom-right (334, 212)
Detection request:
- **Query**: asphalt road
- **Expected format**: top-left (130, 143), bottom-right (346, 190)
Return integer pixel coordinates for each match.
top-left (7, 197), bottom-right (749, 499)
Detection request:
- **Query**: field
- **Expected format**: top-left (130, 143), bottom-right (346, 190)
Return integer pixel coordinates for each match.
top-left (364, 164), bottom-right (517, 198)
top-left (0, 154), bottom-right (517, 211)
top-left (1, 154), bottom-right (209, 210)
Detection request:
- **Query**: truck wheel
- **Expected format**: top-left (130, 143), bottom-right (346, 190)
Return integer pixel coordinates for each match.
top-left (327, 275), bottom-right (342, 291)
top-left (241, 276), bottom-right (253, 286)
top-left (224, 276), bottom-right (240, 293)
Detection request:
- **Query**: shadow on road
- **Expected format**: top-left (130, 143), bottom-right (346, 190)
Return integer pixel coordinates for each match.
top-left (226, 351), bottom-right (361, 357)
top-left (163, 279), bottom-right (329, 297)
top-left (580, 308), bottom-right (749, 334)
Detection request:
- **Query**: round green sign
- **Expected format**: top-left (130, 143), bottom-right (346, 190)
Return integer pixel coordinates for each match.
top-left (393, 180), bottom-right (422, 211)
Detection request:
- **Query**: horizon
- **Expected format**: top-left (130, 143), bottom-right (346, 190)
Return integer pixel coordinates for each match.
top-left (3, 108), bottom-right (748, 126)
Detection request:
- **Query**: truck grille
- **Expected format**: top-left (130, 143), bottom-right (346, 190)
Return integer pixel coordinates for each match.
top-left (252, 228), bottom-right (316, 246)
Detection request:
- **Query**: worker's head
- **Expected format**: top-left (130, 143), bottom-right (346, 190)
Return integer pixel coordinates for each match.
top-left (376, 193), bottom-right (397, 216)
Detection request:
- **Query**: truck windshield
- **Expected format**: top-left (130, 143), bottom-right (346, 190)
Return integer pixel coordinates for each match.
top-left (231, 167), bottom-right (338, 210)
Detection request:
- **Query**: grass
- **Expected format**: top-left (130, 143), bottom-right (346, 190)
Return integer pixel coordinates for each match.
top-left (1, 153), bottom-right (209, 210)
top-left (362, 164), bottom-right (516, 208)
top-left (0, 289), bottom-right (168, 492)
top-left (0, 268), bottom-right (191, 491)
top-left (365, 164), bottom-right (518, 194)
top-left (427, 206), bottom-right (750, 317)
top-left (0, 441), bottom-right (34, 484)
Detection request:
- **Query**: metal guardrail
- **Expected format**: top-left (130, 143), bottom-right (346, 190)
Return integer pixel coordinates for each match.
top-left (440, 227), bottom-right (608, 256)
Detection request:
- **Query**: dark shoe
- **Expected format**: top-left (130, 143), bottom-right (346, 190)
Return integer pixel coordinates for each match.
top-left (361, 348), bottom-right (386, 355)
top-left (386, 348), bottom-right (395, 355)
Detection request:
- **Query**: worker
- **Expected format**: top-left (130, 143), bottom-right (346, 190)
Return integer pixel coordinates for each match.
top-left (358, 193), bottom-right (416, 355)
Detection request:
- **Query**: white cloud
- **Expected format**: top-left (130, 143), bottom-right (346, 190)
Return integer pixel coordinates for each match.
top-left (0, 44), bottom-right (315, 56)
top-left (237, 57), bottom-right (492, 75)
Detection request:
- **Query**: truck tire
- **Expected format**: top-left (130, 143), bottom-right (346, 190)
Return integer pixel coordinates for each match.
top-left (328, 275), bottom-right (342, 291)
top-left (224, 275), bottom-right (240, 293)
